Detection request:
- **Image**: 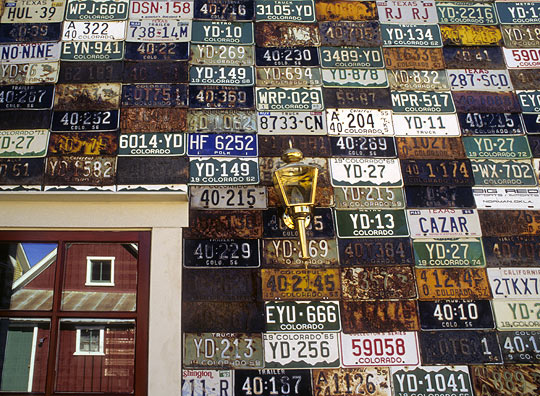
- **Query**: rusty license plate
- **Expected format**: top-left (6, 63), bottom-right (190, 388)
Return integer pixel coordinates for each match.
top-left (414, 237), bottom-right (486, 267)
top-left (262, 207), bottom-right (335, 239)
top-left (48, 132), bottom-right (118, 156)
top-left (323, 88), bottom-right (391, 109)
top-left (125, 42), bottom-right (188, 61)
top-left (315, 1), bottom-right (377, 21)
top-left (190, 185), bottom-right (267, 210)
top-left (341, 266), bottom-right (416, 300)
top-left (479, 210), bottom-right (540, 237)
top-left (265, 301), bottom-right (340, 331)
top-left (0, 62), bottom-right (59, 85)
top-left (183, 301), bottom-right (264, 333)
top-left (313, 368), bottom-right (390, 396)
top-left (459, 112), bottom-right (524, 135)
top-left (185, 210), bottom-right (262, 238)
top-left (123, 61), bottom-right (188, 83)
top-left (183, 333), bottom-right (263, 369)
top-left (121, 108), bottom-right (186, 132)
top-left (335, 209), bottom-right (409, 238)
top-left (488, 267), bottom-right (540, 299)
top-left (54, 83), bottom-right (121, 110)
top-left (502, 25), bottom-right (540, 48)
top-left (268, 184), bottom-right (333, 208)
top-left (57, 61), bottom-right (122, 83)
top-left (44, 155), bottom-right (116, 186)
top-left (401, 159), bottom-right (474, 186)
top-left (258, 135), bottom-right (330, 157)
top-left (256, 66), bottom-right (322, 87)
top-left (256, 47), bottom-right (319, 67)
top-left (61, 40), bottom-right (124, 61)
top-left (383, 47), bottom-right (445, 70)
top-left (338, 237), bottom-right (413, 266)
top-left (441, 24), bottom-right (503, 46)
top-left (0, 84), bottom-right (54, 110)
top-left (191, 44), bottom-right (254, 66)
top-left (121, 83), bottom-right (188, 107)
top-left (405, 186), bottom-right (475, 208)
top-left (416, 267), bottom-right (492, 300)
top-left (261, 268), bottom-right (341, 300)
top-left (115, 156), bottom-right (189, 185)
top-left (330, 136), bottom-right (395, 157)
top-left (188, 110), bottom-right (256, 133)
top-left (183, 268), bottom-right (260, 301)
top-left (498, 331), bottom-right (540, 363)
top-left (470, 365), bottom-right (540, 396)
top-left (388, 69), bottom-right (449, 91)
top-left (453, 91), bottom-right (521, 113)
top-left (0, 23), bottom-right (61, 42)
top-left (444, 46), bottom-right (506, 69)
top-left (190, 86), bottom-right (254, 109)
top-left (183, 239), bottom-right (260, 268)
top-left (51, 110), bottom-right (119, 132)
top-left (255, 22), bottom-right (320, 47)
top-left (262, 238), bottom-right (338, 268)
top-left (341, 300), bottom-right (419, 333)
top-left (511, 69), bottom-right (540, 90)
top-left (483, 236), bottom-right (540, 267)
top-left (396, 137), bottom-right (465, 159)
top-left (319, 21), bottom-right (380, 47)
top-left (194, 0), bottom-right (253, 20)
top-left (419, 300), bottom-right (494, 330)
top-left (0, 157), bottom-right (44, 185)
top-left (235, 370), bottom-right (312, 396)
top-left (392, 366), bottom-right (474, 396)
top-left (334, 186), bottom-right (405, 209)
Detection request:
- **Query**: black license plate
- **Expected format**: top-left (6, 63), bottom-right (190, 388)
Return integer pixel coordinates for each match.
top-left (44, 155), bottom-right (116, 186)
top-left (255, 47), bottom-right (319, 66)
top-left (498, 331), bottom-right (540, 363)
top-left (194, 0), bottom-right (254, 20)
top-left (453, 91), bottom-right (521, 113)
top-left (57, 61), bottom-right (124, 83)
top-left (121, 84), bottom-right (188, 107)
top-left (528, 135), bottom-right (540, 156)
top-left (419, 330), bottom-right (502, 364)
top-left (482, 236), bottom-right (540, 267)
top-left (0, 23), bottom-right (61, 42)
top-left (124, 42), bottom-right (189, 61)
top-left (0, 158), bottom-right (44, 185)
top-left (405, 186), bottom-right (475, 208)
top-left (116, 156), bottom-right (189, 185)
top-left (258, 135), bottom-right (331, 157)
top-left (319, 21), bottom-right (381, 47)
top-left (0, 84), bottom-right (54, 110)
top-left (401, 159), bottom-right (474, 186)
top-left (51, 110), bottom-right (119, 132)
top-left (182, 301), bottom-right (264, 332)
top-left (235, 370), bottom-right (312, 396)
top-left (510, 70), bottom-right (540, 90)
top-left (183, 239), bottom-right (260, 268)
top-left (262, 207), bottom-right (335, 239)
top-left (523, 114), bottom-right (540, 134)
top-left (183, 268), bottom-right (260, 301)
top-left (338, 237), bottom-right (413, 266)
top-left (419, 300), bottom-right (495, 330)
top-left (330, 136), bottom-right (396, 157)
top-left (189, 86), bottom-right (254, 109)
top-left (185, 210), bottom-right (262, 238)
top-left (443, 46), bottom-right (505, 70)
top-left (123, 61), bottom-right (188, 83)
top-left (458, 113), bottom-right (524, 135)
top-left (0, 110), bottom-right (51, 129)
top-left (323, 88), bottom-right (391, 109)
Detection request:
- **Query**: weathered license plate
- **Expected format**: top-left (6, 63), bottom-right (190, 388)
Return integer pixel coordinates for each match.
top-left (419, 300), bottom-right (494, 330)
top-left (471, 159), bottom-right (537, 186)
top-left (393, 114), bottom-right (461, 136)
top-left (488, 268), bottom-right (540, 299)
top-left (121, 83), bottom-right (188, 107)
top-left (189, 157), bottom-right (259, 185)
top-left (440, 25), bottom-right (502, 46)
top-left (44, 155), bottom-right (116, 186)
top-left (334, 186), bottom-right (404, 210)
top-left (330, 136), bottom-right (395, 157)
top-left (185, 211), bottom-right (262, 238)
top-left (258, 135), bottom-right (330, 157)
top-left (118, 133), bottom-right (184, 156)
top-left (235, 370), bottom-right (312, 396)
top-left (463, 136), bottom-right (531, 158)
top-left (502, 25), bottom-right (540, 47)
top-left (503, 47), bottom-right (540, 69)
top-left (319, 47), bottom-right (383, 68)
top-left (62, 21), bottom-right (126, 41)
top-left (388, 70), bottom-right (448, 91)
top-left (335, 209), bottom-right (409, 238)
top-left (256, 47), bottom-right (318, 67)
top-left (405, 186), bottom-right (475, 208)
top-left (262, 207), bottom-right (335, 239)
top-left (338, 237), bottom-right (413, 266)
top-left (474, 187), bottom-right (540, 209)
top-left (182, 370), bottom-right (232, 396)
top-left (458, 112), bottom-right (523, 135)
top-left (187, 133), bottom-right (256, 157)
top-left (471, 365), bottom-right (540, 395)
top-left (61, 40), bottom-right (124, 61)
top-left (420, 330), bottom-right (502, 364)
top-left (314, 368), bottom-right (390, 396)
top-left (192, 21), bottom-right (253, 44)
top-left (54, 82), bottom-right (121, 110)
top-left (414, 238), bottom-right (485, 267)
top-left (190, 86), bottom-right (254, 109)
top-left (444, 46), bottom-right (505, 69)
top-left (183, 239), bottom-right (260, 268)
top-left (256, 87), bottom-right (323, 111)
top-left (322, 68), bottom-right (387, 88)
top-left (396, 137), bottom-right (465, 159)
top-left (0, 110), bottom-right (50, 129)
top-left (262, 238), bottom-right (338, 268)
top-left (257, 66), bottom-right (322, 87)
top-left (190, 186), bottom-right (267, 210)
top-left (453, 91), bottom-right (521, 113)
top-left (0, 42), bottom-right (61, 64)
top-left (194, 0), bottom-right (253, 20)
top-left (383, 48), bottom-right (445, 70)
top-left (319, 21), bottom-right (380, 47)
top-left (381, 23), bottom-right (442, 47)
top-left (255, 22), bottom-right (320, 47)
top-left (391, 91), bottom-right (455, 113)
top-left (127, 19), bottom-right (191, 42)
top-left (265, 301), bottom-right (340, 331)
top-left (497, 2), bottom-right (540, 24)
top-left (48, 131), bottom-right (117, 156)
top-left (377, 0), bottom-right (438, 24)
top-left (2, 0), bottom-right (66, 22)
top-left (125, 42), bottom-right (188, 61)
top-left (0, 84), bottom-right (53, 110)
top-left (448, 69), bottom-right (513, 92)
top-left (0, 158), bottom-right (44, 185)
top-left (261, 268), bottom-right (340, 300)
top-left (407, 209), bottom-right (482, 238)
top-left (341, 266), bottom-right (416, 299)
top-left (0, 62), bottom-right (59, 85)
top-left (498, 331), bottom-right (540, 363)
top-left (191, 65), bottom-right (254, 86)
top-left (330, 158), bottom-right (402, 187)
top-left (183, 333), bottom-right (263, 369)
top-left (57, 61), bottom-right (123, 83)
top-left (437, 2), bottom-right (497, 25)
top-left (316, 1), bottom-right (377, 22)
top-left (0, 130), bottom-right (48, 158)
top-left (129, 0), bottom-right (193, 19)
top-left (123, 61), bottom-right (188, 83)
top-left (479, 210), bottom-right (540, 237)
top-left (51, 110), bottom-right (119, 131)
top-left (183, 300), bottom-right (264, 333)
top-left (256, 0), bottom-right (315, 23)
top-left (65, 0), bottom-right (129, 20)
top-left (511, 69), bottom-right (540, 90)
top-left (391, 366), bottom-right (474, 396)
top-left (258, 111), bottom-right (326, 135)
top-left (188, 110), bottom-right (256, 133)
top-left (0, 23), bottom-right (61, 42)
top-left (327, 109), bottom-right (393, 135)
top-left (416, 267), bottom-right (491, 300)
top-left (121, 108), bottom-right (186, 133)
top-left (341, 300), bottom-right (419, 332)
top-left (493, 300), bottom-right (540, 330)
top-left (401, 159), bottom-right (474, 186)
top-left (191, 44), bottom-right (254, 66)
top-left (325, 88), bottom-right (391, 109)
top-left (340, 332), bottom-right (419, 367)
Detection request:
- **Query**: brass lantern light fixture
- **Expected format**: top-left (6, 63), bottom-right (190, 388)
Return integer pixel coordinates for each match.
top-left (272, 146), bottom-right (319, 260)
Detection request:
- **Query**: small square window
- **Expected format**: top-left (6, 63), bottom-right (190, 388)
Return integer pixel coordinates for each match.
top-left (74, 327), bottom-right (104, 356)
top-left (85, 256), bottom-right (115, 287)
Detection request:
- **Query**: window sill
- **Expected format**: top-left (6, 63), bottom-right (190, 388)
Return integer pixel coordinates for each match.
top-left (85, 282), bottom-right (115, 287)
top-left (73, 352), bottom-right (105, 356)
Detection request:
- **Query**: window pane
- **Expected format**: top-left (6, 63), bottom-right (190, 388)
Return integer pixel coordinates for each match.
top-left (0, 243), bottom-right (57, 311)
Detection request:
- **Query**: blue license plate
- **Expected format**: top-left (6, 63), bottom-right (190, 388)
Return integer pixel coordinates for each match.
top-left (187, 133), bottom-right (257, 156)
top-left (124, 42), bottom-right (189, 61)
top-left (0, 22), bottom-right (61, 42)
top-left (121, 83), bottom-right (188, 107)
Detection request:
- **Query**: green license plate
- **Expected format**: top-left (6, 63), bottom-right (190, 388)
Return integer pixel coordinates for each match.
top-left (322, 68), bottom-right (388, 88)
top-left (463, 136), bottom-right (532, 159)
top-left (413, 238), bottom-right (486, 267)
top-left (436, 2), bottom-right (497, 25)
top-left (392, 366), bottom-right (474, 396)
top-left (256, 87), bottom-right (324, 111)
top-left (118, 133), bottom-right (185, 156)
top-left (471, 159), bottom-right (537, 186)
top-left (319, 47), bottom-right (384, 68)
top-left (265, 301), bottom-right (341, 332)
top-left (381, 23), bottom-right (443, 47)
top-left (256, 0), bottom-right (315, 22)
top-left (61, 41), bottom-right (124, 61)
top-left (336, 209), bottom-right (409, 238)
top-left (65, 0), bottom-right (129, 20)
top-left (391, 91), bottom-right (455, 113)
top-left (189, 157), bottom-right (259, 185)
top-left (192, 21), bottom-right (254, 45)
top-left (190, 65), bottom-right (254, 86)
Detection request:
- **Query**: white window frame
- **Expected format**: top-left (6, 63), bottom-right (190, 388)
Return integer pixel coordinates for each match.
top-left (74, 327), bottom-right (105, 356)
top-left (85, 256), bottom-right (115, 286)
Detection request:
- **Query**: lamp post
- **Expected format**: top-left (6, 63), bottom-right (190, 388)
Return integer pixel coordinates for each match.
top-left (272, 147), bottom-right (319, 260)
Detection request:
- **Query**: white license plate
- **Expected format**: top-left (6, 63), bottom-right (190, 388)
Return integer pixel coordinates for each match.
top-left (0, 130), bottom-right (49, 157)
top-left (503, 47), bottom-right (540, 69)
top-left (190, 185), bottom-right (267, 209)
top-left (62, 21), bottom-right (126, 41)
top-left (376, 0), bottom-right (438, 23)
top-left (448, 69), bottom-right (513, 92)
top-left (341, 332), bottom-right (420, 367)
top-left (1, 0), bottom-right (66, 22)
top-left (130, 0), bottom-right (193, 19)
top-left (473, 187), bottom-right (540, 210)
top-left (327, 109), bottom-right (394, 135)
top-left (407, 209), bottom-right (482, 238)
top-left (257, 111), bottom-right (327, 135)
top-left (330, 158), bottom-right (402, 187)
top-left (182, 370), bottom-right (232, 396)
top-left (0, 42), bottom-right (61, 64)
top-left (263, 332), bottom-right (340, 368)
top-left (488, 268), bottom-right (540, 300)
top-left (393, 114), bottom-right (460, 136)
top-left (127, 19), bottom-right (191, 42)
top-left (322, 69), bottom-right (388, 88)
top-left (493, 300), bottom-right (540, 330)
top-left (1, 62), bottom-right (59, 85)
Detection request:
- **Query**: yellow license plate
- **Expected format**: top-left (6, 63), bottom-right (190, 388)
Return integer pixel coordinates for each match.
top-left (315, 1), bottom-right (378, 21)
top-left (261, 268), bottom-right (341, 300)
top-left (416, 268), bottom-right (492, 300)
top-left (441, 25), bottom-right (502, 46)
